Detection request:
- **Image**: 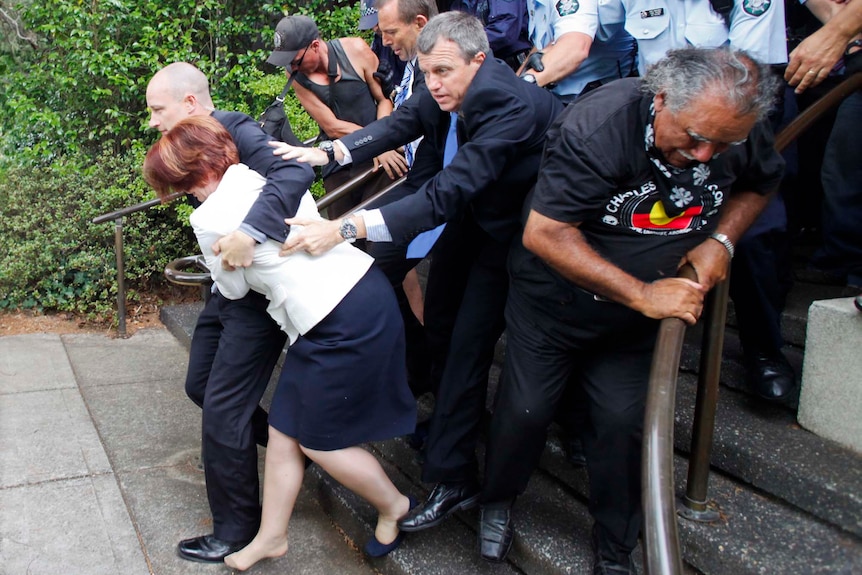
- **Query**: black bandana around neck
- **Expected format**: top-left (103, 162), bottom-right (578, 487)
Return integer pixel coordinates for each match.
top-left (643, 100), bottom-right (713, 218)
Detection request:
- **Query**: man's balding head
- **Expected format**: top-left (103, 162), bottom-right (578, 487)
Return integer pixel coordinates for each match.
top-left (146, 62), bottom-right (215, 133)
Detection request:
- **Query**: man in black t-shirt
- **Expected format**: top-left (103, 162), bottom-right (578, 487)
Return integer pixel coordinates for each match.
top-left (480, 48), bottom-right (784, 571)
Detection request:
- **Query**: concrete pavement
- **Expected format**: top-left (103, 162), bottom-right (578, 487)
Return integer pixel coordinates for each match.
top-left (0, 329), bottom-right (375, 575)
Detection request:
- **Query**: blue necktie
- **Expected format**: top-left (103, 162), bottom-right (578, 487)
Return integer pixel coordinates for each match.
top-left (406, 112), bottom-right (457, 259)
top-left (394, 62), bottom-right (415, 166)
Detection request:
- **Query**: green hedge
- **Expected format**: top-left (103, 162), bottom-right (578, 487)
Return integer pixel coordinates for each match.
top-left (0, 147), bottom-right (196, 318)
top-left (0, 0), bottom-right (366, 323)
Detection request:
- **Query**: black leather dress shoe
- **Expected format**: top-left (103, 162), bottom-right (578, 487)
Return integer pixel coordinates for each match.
top-left (591, 523), bottom-right (637, 575)
top-left (397, 481), bottom-right (480, 532)
top-left (176, 534), bottom-right (250, 563)
top-left (746, 352), bottom-right (796, 401)
top-left (478, 507), bottom-right (514, 562)
top-left (594, 557), bottom-right (638, 575)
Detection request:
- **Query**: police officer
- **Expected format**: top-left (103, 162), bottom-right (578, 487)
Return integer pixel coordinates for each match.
top-left (520, 0), bottom-right (637, 103)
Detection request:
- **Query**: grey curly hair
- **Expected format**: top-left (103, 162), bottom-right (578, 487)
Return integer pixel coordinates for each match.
top-left (642, 48), bottom-right (780, 121)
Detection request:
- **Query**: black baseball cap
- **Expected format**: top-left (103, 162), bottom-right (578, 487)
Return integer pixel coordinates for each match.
top-left (267, 15), bottom-right (320, 68)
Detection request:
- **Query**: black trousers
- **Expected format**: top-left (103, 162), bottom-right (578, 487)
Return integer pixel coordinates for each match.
top-left (729, 85), bottom-right (794, 360)
top-left (730, 193), bottom-right (793, 358)
top-left (420, 212), bottom-right (510, 483)
top-left (184, 290), bottom-right (286, 541)
top-left (483, 276), bottom-right (658, 558)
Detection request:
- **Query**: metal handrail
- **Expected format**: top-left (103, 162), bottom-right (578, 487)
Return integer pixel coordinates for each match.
top-left (91, 192), bottom-right (183, 337)
top-left (337, 174), bottom-right (407, 217)
top-left (315, 166), bottom-right (378, 212)
top-left (642, 72), bottom-right (862, 575)
top-left (642, 264), bottom-right (698, 575)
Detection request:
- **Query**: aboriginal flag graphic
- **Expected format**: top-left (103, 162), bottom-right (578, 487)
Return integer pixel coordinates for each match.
top-left (630, 199), bottom-right (703, 231)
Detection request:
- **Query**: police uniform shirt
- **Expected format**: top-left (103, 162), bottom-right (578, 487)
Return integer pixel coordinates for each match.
top-left (620, 0), bottom-right (787, 73)
top-left (528, 78), bottom-right (784, 284)
top-left (527, 0), bottom-right (636, 97)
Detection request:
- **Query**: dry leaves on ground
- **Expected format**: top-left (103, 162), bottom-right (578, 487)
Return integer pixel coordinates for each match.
top-left (0, 287), bottom-right (200, 337)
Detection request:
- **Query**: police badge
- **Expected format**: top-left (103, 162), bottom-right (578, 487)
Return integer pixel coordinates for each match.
top-left (742, 0), bottom-right (770, 17)
top-left (556, 0), bottom-right (580, 17)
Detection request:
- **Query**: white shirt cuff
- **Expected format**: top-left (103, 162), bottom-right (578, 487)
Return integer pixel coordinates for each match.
top-left (356, 209), bottom-right (391, 242)
top-left (334, 140), bottom-right (353, 166)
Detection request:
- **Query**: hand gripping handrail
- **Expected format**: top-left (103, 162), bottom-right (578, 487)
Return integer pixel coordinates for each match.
top-left (642, 71), bottom-right (861, 575)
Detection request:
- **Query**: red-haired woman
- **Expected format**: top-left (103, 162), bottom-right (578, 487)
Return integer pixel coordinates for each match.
top-left (144, 116), bottom-right (416, 569)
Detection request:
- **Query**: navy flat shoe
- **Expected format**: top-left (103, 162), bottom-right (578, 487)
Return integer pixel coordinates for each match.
top-left (364, 530), bottom-right (406, 557)
top-left (364, 496), bottom-right (416, 557)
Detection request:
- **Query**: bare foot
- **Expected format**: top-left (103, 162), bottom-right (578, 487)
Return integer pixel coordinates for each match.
top-left (374, 494), bottom-right (411, 545)
top-left (224, 536), bottom-right (288, 571)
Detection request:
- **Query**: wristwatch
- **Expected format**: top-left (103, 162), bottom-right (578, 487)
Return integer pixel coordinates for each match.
top-left (318, 140), bottom-right (335, 163)
top-left (339, 218), bottom-right (357, 243)
top-left (709, 232), bottom-right (735, 259)
top-left (521, 73), bottom-right (537, 84)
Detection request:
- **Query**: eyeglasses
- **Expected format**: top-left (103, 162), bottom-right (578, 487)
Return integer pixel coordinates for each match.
top-left (290, 44), bottom-right (312, 69)
top-left (685, 129), bottom-right (748, 148)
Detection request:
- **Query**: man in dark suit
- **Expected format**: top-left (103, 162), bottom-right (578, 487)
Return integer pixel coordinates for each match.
top-left (351, 0), bottom-right (440, 400)
top-left (146, 62), bottom-right (313, 563)
top-left (272, 9), bottom-right (563, 549)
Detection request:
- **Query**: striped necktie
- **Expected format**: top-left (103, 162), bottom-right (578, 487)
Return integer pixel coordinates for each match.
top-left (394, 62), bottom-right (415, 166)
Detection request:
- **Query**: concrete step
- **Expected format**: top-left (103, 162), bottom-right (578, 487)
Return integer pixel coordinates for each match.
top-left (725, 280), bottom-right (853, 350)
top-left (159, 283), bottom-right (862, 574)
top-left (305, 445), bottom-right (524, 575)
top-left (539, 430), bottom-right (862, 575)
top-left (673, 371), bottom-right (862, 539)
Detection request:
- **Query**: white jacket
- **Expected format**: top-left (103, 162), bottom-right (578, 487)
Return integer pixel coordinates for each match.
top-left (190, 164), bottom-right (373, 344)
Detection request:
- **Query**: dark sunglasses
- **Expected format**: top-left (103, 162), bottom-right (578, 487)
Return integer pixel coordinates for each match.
top-left (290, 44), bottom-right (313, 69)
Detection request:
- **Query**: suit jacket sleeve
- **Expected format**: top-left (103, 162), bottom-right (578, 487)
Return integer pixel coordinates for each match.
top-left (213, 111), bottom-right (315, 243)
top-left (342, 88), bottom-right (430, 162)
top-left (378, 76), bottom-right (537, 245)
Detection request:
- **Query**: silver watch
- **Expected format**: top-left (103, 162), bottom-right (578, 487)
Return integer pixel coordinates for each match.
top-left (709, 232), bottom-right (735, 258)
top-left (522, 73), bottom-right (537, 84)
top-left (318, 140), bottom-right (335, 163)
top-left (339, 218), bottom-right (357, 243)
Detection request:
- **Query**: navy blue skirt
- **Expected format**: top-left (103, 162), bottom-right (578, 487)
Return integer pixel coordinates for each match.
top-left (268, 266), bottom-right (417, 450)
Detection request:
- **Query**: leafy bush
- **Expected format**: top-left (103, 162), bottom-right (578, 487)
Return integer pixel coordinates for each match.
top-left (0, 148), bottom-right (197, 321)
top-left (0, 1), bottom-right (367, 320)
top-left (0, 0), bottom-right (361, 160)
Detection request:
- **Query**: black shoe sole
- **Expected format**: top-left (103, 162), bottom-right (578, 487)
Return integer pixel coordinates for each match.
top-left (480, 535), bottom-right (514, 563)
top-left (177, 549), bottom-right (233, 563)
top-left (398, 492), bottom-right (481, 532)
